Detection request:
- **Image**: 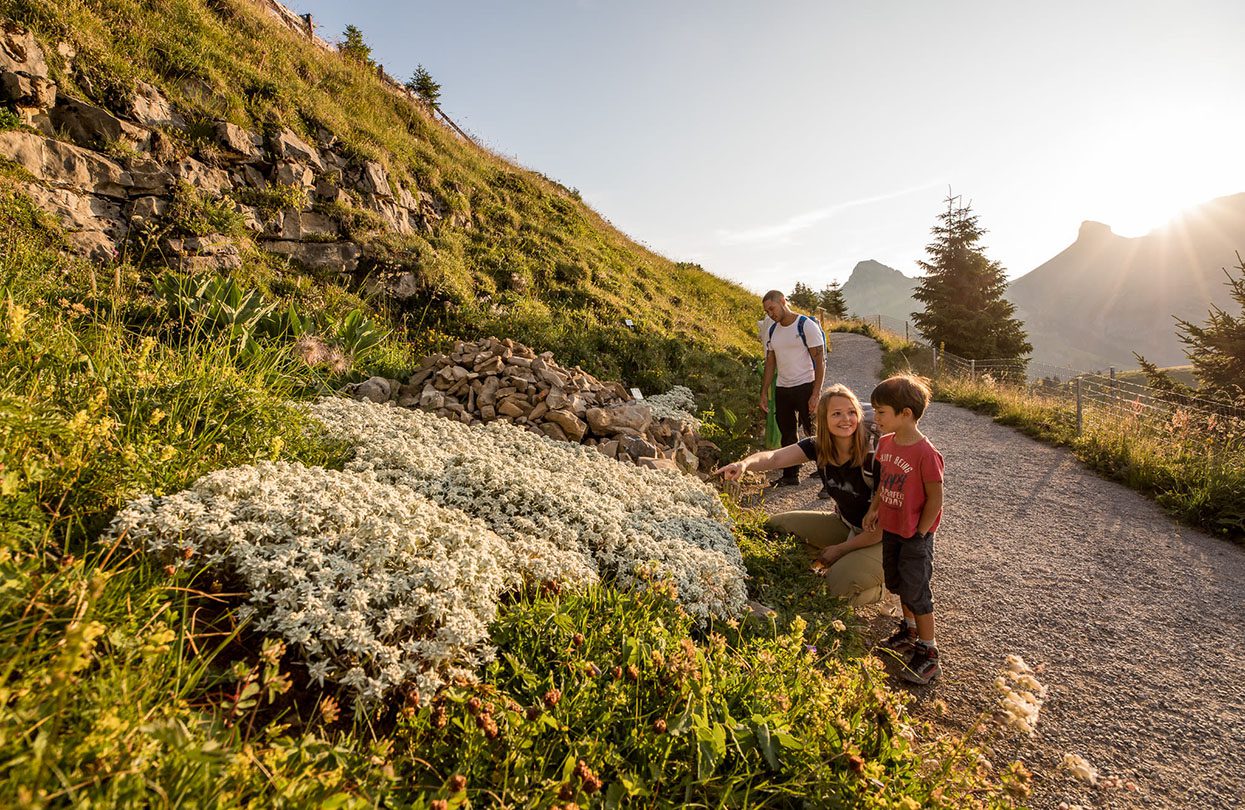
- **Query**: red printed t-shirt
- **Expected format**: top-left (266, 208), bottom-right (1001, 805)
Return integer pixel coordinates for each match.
top-left (874, 434), bottom-right (944, 538)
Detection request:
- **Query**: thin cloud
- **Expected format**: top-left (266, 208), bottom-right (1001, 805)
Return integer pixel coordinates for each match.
top-left (717, 181), bottom-right (944, 246)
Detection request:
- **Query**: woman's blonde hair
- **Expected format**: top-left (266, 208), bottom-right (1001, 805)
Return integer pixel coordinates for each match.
top-left (815, 384), bottom-right (869, 468)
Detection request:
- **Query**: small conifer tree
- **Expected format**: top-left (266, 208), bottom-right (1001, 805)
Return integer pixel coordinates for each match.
top-left (818, 281), bottom-right (848, 319)
top-left (406, 65), bottom-right (442, 107)
top-left (911, 193), bottom-right (1031, 361)
top-left (1174, 253), bottom-right (1245, 398)
top-left (339, 25), bottom-right (374, 66)
top-left (788, 281), bottom-right (817, 312)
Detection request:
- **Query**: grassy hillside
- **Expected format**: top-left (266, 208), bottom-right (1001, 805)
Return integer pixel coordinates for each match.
top-left (1, 0), bottom-right (763, 413)
top-left (0, 194), bottom-right (1025, 806)
top-left (0, 2), bottom-right (1036, 805)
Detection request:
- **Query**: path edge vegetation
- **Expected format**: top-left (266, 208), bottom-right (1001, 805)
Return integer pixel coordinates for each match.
top-left (866, 323), bottom-right (1245, 545)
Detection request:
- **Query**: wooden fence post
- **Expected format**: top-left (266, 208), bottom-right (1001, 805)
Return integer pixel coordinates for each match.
top-left (1075, 377), bottom-right (1083, 434)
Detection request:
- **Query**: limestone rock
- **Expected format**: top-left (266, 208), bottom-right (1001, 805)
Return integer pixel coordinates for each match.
top-left (545, 409), bottom-right (586, 441)
top-left (169, 157), bottom-right (230, 196)
top-left (620, 434), bottom-right (658, 460)
top-left (23, 182), bottom-right (120, 235)
top-left (695, 439), bottom-right (722, 472)
top-left (130, 195), bottom-right (169, 221)
top-left (270, 128), bottom-right (323, 170)
top-left (214, 122), bottom-right (263, 162)
top-left (361, 161), bottom-right (392, 198)
top-left (1, 69), bottom-right (55, 109)
top-left (638, 457), bottom-right (679, 472)
top-left (497, 398), bottom-right (525, 418)
top-left (586, 402), bottom-right (653, 436)
top-left (278, 210), bottom-right (339, 241)
top-left (0, 130), bottom-right (129, 197)
top-left (352, 376), bottom-right (391, 404)
top-left (273, 160), bottom-right (315, 190)
top-left (262, 240), bottom-right (361, 273)
top-left (160, 235), bottom-right (243, 272)
top-left (420, 385), bottom-right (444, 410)
top-left (1, 22), bottom-right (49, 78)
top-left (540, 423), bottom-right (568, 442)
top-left (49, 95), bottom-right (150, 152)
top-left (130, 82), bottom-right (181, 128)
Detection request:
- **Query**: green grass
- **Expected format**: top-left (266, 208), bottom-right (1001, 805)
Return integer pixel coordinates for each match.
top-left (0, 184), bottom-right (1022, 806)
top-left (3, 0), bottom-right (763, 416)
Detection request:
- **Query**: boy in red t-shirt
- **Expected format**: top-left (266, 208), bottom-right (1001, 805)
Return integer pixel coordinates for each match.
top-left (863, 374), bottom-right (945, 684)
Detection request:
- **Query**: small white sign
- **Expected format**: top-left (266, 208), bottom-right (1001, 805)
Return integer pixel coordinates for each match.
top-left (629, 387), bottom-right (643, 400)
top-left (624, 319), bottom-right (634, 328)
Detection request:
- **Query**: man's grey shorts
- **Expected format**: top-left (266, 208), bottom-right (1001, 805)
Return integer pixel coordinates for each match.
top-left (881, 530), bottom-right (934, 615)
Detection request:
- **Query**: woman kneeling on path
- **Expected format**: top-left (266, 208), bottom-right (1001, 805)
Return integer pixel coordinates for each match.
top-left (716, 384), bottom-right (884, 606)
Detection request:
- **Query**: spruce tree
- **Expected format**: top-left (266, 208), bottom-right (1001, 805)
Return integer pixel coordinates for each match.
top-left (1174, 253), bottom-right (1245, 398)
top-left (406, 65), bottom-right (442, 107)
top-left (788, 281), bottom-right (817, 311)
top-left (911, 193), bottom-right (1031, 360)
top-left (339, 25), bottom-right (374, 66)
top-left (818, 281), bottom-right (848, 319)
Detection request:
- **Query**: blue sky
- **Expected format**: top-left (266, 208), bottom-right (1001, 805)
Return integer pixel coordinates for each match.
top-left (295, 0), bottom-right (1245, 294)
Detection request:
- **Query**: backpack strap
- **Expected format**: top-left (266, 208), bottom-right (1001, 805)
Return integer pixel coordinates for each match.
top-left (862, 451), bottom-right (878, 491)
top-left (769, 315), bottom-right (812, 349)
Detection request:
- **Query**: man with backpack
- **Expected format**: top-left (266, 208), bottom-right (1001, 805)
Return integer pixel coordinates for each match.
top-left (760, 290), bottom-right (826, 487)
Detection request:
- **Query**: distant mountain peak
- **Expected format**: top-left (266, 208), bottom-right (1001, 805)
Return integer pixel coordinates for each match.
top-left (848, 259), bottom-right (910, 279)
top-left (1077, 220), bottom-right (1114, 241)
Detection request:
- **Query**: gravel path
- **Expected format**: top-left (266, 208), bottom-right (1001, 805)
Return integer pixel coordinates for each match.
top-left (756, 333), bottom-right (1245, 809)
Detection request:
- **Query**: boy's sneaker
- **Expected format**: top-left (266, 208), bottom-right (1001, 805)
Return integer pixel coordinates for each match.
top-left (816, 484), bottom-right (833, 499)
top-left (877, 621), bottom-right (917, 653)
top-left (900, 643), bottom-right (941, 685)
top-left (769, 476), bottom-right (799, 489)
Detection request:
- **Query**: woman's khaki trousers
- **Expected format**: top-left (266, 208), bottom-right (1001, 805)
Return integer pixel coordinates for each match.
top-left (766, 511), bottom-right (886, 607)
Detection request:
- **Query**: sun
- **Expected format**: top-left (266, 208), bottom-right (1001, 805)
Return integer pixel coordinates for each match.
top-left (1078, 106), bottom-right (1238, 238)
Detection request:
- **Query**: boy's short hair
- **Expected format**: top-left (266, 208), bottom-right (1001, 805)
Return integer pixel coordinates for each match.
top-left (761, 290), bottom-right (785, 303)
top-left (871, 374), bottom-right (933, 420)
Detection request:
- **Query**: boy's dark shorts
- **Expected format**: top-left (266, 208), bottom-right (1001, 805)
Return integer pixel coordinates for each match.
top-left (882, 530), bottom-right (935, 615)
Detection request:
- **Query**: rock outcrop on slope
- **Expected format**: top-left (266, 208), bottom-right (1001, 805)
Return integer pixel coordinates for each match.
top-left (0, 21), bottom-right (461, 295)
top-left (347, 337), bottom-right (721, 473)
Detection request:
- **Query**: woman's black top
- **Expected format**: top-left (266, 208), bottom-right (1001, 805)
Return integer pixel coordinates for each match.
top-left (797, 437), bottom-right (877, 530)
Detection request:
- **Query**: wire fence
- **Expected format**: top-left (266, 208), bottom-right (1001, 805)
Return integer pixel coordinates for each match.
top-left (845, 313), bottom-right (1245, 444)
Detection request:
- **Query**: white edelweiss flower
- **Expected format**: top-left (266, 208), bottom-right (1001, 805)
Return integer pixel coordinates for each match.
top-left (111, 395), bottom-right (750, 704)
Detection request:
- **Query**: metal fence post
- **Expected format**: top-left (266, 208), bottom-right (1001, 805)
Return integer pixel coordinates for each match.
top-left (876, 314), bottom-right (882, 330)
top-left (905, 321), bottom-right (909, 341)
top-left (932, 345), bottom-right (938, 376)
top-left (1075, 377), bottom-right (1083, 434)
top-left (970, 359), bottom-right (976, 380)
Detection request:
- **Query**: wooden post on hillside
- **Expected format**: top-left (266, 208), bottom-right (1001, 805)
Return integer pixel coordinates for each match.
top-left (905, 321), bottom-right (909, 341)
top-left (1075, 377), bottom-right (1083, 434)
top-left (932, 345), bottom-right (938, 376)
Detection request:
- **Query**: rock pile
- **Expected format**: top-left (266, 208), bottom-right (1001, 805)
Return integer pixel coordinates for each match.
top-left (348, 337), bottom-right (720, 473)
